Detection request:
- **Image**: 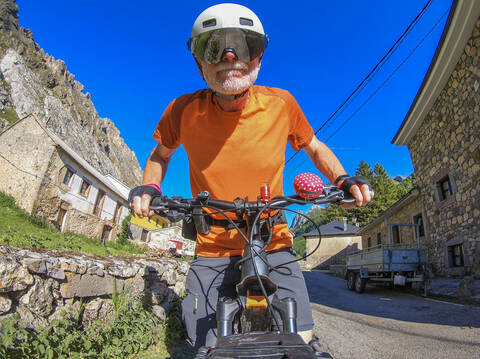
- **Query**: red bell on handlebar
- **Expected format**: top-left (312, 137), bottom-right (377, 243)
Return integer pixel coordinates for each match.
top-left (293, 173), bottom-right (324, 199)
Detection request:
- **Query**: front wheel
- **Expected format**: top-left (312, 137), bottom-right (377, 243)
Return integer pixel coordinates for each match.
top-left (347, 271), bottom-right (356, 291)
top-left (354, 273), bottom-right (367, 293)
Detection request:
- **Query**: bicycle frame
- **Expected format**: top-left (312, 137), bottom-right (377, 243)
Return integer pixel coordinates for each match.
top-left (150, 184), bottom-right (352, 358)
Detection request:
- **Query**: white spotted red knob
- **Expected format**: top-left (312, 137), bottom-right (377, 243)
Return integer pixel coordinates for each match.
top-left (293, 173), bottom-right (324, 199)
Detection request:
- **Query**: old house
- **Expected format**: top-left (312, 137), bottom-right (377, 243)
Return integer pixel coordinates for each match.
top-left (304, 219), bottom-right (362, 270)
top-left (358, 189), bottom-right (426, 249)
top-left (365, 0), bottom-right (480, 278)
top-left (0, 113), bottom-right (131, 241)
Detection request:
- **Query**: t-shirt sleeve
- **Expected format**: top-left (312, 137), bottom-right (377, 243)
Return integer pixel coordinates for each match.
top-left (286, 93), bottom-right (314, 151)
top-left (153, 99), bottom-right (182, 149)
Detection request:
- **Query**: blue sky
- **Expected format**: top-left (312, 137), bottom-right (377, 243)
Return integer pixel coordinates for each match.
top-left (16, 0), bottom-right (452, 222)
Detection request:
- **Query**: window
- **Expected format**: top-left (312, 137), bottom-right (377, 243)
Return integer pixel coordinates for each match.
top-left (439, 176), bottom-right (453, 201)
top-left (377, 232), bottom-right (381, 245)
top-left (392, 225), bottom-right (400, 244)
top-left (448, 244), bottom-right (464, 267)
top-left (79, 179), bottom-right (91, 197)
top-left (113, 203), bottom-right (122, 224)
top-left (101, 225), bottom-right (112, 245)
top-left (63, 168), bottom-right (74, 186)
top-left (93, 190), bottom-right (105, 216)
top-left (412, 213), bottom-right (425, 238)
top-left (367, 237), bottom-right (371, 248)
top-left (140, 229), bottom-right (148, 242)
top-left (56, 208), bottom-right (67, 230)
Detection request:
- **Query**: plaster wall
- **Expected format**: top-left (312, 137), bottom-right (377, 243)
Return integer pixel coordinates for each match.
top-left (305, 235), bottom-right (362, 270)
top-left (0, 116), bottom-right (56, 213)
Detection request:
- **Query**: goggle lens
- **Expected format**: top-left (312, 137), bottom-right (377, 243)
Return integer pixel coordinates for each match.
top-left (188, 28), bottom-right (267, 64)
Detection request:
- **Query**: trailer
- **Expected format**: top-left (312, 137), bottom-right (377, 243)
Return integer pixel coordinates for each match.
top-left (345, 219), bottom-right (427, 293)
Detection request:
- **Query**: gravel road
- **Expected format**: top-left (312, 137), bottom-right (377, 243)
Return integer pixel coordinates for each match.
top-left (305, 271), bottom-right (480, 359)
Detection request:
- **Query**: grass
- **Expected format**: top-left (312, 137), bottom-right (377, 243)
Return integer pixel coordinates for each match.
top-left (0, 107), bottom-right (19, 125)
top-left (0, 191), bottom-right (144, 256)
top-left (0, 192), bottom-right (191, 357)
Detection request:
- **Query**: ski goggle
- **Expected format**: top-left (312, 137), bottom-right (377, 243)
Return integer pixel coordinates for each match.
top-left (187, 28), bottom-right (268, 64)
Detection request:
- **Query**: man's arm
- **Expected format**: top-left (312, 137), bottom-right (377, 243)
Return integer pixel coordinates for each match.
top-left (302, 136), bottom-right (373, 208)
top-left (130, 144), bottom-right (176, 217)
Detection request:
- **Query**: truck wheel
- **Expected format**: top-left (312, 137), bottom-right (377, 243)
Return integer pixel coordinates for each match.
top-left (355, 273), bottom-right (367, 293)
top-left (347, 272), bottom-right (356, 291)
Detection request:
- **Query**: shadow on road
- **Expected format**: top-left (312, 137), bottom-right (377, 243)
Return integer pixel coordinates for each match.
top-left (303, 271), bottom-right (480, 329)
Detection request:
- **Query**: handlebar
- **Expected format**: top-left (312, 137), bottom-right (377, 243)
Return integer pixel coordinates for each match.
top-left (150, 184), bottom-right (355, 222)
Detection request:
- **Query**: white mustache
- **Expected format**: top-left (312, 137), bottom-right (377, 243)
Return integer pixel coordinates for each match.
top-left (215, 62), bottom-right (248, 72)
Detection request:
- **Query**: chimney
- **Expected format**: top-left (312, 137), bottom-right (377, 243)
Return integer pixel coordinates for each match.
top-left (343, 217), bottom-right (347, 231)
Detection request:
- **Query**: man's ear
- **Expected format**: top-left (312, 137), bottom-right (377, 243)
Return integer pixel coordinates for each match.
top-left (194, 57), bottom-right (204, 79)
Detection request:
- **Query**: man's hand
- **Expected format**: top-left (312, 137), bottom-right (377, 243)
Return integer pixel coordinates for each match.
top-left (337, 176), bottom-right (374, 209)
top-left (128, 184), bottom-right (162, 218)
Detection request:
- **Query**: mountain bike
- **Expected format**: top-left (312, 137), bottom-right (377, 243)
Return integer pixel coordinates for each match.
top-left (150, 174), bottom-right (354, 358)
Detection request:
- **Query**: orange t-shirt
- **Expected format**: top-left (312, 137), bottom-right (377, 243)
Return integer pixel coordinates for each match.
top-left (153, 86), bottom-right (314, 257)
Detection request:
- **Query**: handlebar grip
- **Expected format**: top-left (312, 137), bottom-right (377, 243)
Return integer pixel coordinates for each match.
top-left (341, 193), bottom-right (357, 205)
top-left (150, 196), bottom-right (166, 207)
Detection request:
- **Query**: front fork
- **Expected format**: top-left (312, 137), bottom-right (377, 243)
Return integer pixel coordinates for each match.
top-left (217, 223), bottom-right (298, 336)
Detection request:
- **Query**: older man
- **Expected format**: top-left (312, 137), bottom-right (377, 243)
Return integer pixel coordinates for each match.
top-left (129, 3), bottom-right (373, 350)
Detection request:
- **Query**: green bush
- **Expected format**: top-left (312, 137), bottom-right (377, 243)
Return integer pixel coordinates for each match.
top-left (117, 214), bottom-right (132, 246)
top-left (293, 235), bottom-right (306, 259)
top-left (0, 192), bottom-right (16, 208)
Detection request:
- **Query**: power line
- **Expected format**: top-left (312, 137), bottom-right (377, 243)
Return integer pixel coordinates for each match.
top-left (286, 5), bottom-right (450, 176)
top-left (322, 7), bottom-right (449, 144)
top-left (285, 0), bottom-right (436, 166)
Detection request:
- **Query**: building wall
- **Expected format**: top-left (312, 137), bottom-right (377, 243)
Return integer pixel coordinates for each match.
top-left (0, 115), bottom-right (56, 213)
top-left (408, 18), bottom-right (480, 278)
top-left (305, 234), bottom-right (362, 270)
top-left (0, 115), bottom-right (129, 241)
top-left (359, 196), bottom-right (425, 249)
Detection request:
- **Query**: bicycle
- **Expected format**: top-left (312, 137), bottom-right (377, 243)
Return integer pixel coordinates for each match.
top-left (150, 173), bottom-right (354, 358)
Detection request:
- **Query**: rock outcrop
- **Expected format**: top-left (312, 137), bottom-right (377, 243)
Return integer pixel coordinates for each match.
top-left (0, 0), bottom-right (142, 187)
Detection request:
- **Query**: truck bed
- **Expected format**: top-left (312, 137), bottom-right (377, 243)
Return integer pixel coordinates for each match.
top-left (347, 244), bottom-right (426, 273)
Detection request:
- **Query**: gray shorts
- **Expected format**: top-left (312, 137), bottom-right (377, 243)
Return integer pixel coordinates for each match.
top-left (181, 248), bottom-right (314, 349)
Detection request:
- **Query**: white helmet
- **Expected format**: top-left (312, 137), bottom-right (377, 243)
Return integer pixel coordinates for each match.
top-left (188, 3), bottom-right (268, 64)
top-left (191, 3), bottom-right (266, 37)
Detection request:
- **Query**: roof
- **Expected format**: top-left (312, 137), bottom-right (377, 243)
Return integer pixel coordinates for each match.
top-left (358, 188), bottom-right (419, 234)
top-left (130, 214), bottom-right (169, 230)
top-left (393, 0), bottom-right (480, 145)
top-left (3, 113), bottom-right (131, 202)
top-left (304, 220), bottom-right (361, 237)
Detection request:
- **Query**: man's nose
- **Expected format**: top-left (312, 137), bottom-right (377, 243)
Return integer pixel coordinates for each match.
top-left (221, 49), bottom-right (237, 62)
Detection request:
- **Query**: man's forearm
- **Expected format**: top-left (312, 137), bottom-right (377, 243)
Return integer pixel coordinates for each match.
top-left (142, 144), bottom-right (174, 185)
top-left (303, 137), bottom-right (347, 184)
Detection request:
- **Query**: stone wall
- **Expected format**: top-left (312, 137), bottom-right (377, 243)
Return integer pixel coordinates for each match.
top-left (0, 245), bottom-right (189, 329)
top-left (408, 18), bottom-right (480, 278)
top-left (359, 195), bottom-right (425, 248)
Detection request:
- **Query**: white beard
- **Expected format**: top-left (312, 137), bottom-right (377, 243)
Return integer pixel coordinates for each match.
top-left (203, 61), bottom-right (260, 95)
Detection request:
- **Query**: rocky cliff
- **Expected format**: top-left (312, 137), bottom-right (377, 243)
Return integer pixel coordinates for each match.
top-left (0, 0), bottom-right (142, 187)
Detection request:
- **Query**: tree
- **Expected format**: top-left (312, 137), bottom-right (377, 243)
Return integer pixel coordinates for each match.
top-left (311, 161), bottom-right (413, 227)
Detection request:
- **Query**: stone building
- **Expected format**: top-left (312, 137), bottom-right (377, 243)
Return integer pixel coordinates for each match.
top-left (392, 0), bottom-right (480, 278)
top-left (358, 189), bottom-right (426, 249)
top-left (304, 219), bottom-right (362, 270)
top-left (0, 113), bottom-right (131, 241)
